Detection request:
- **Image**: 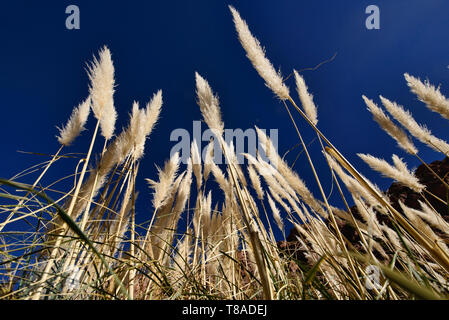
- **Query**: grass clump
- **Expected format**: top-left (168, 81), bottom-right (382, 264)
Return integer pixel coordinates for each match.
top-left (1, 6), bottom-right (449, 300)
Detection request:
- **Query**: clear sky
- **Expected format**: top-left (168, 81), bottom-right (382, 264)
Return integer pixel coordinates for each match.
top-left (1, 1), bottom-right (448, 236)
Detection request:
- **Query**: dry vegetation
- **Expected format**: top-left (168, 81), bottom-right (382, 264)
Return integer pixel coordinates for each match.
top-left (1, 6), bottom-right (449, 300)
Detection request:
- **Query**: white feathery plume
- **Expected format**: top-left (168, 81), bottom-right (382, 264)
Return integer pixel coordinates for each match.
top-left (113, 101), bottom-right (145, 164)
top-left (399, 200), bottom-right (427, 227)
top-left (195, 72), bottom-right (224, 137)
top-left (172, 160), bottom-right (193, 218)
top-left (266, 193), bottom-right (284, 233)
top-left (87, 46), bottom-right (117, 140)
top-left (405, 73), bottom-right (449, 120)
top-left (146, 152), bottom-right (181, 210)
top-left (143, 90), bottom-right (163, 136)
top-left (251, 152), bottom-right (299, 203)
top-left (229, 6), bottom-right (289, 100)
top-left (362, 95), bottom-right (417, 154)
top-left (358, 153), bottom-right (424, 192)
top-left (269, 163), bottom-right (300, 203)
top-left (158, 176), bottom-right (187, 255)
top-left (255, 127), bottom-right (324, 215)
top-left (222, 139), bottom-right (247, 187)
top-left (191, 139), bottom-right (202, 190)
top-left (380, 95), bottom-right (449, 155)
top-left (203, 140), bottom-right (215, 182)
top-left (391, 154), bottom-right (410, 175)
top-left (380, 224), bottom-right (403, 252)
top-left (268, 186), bottom-right (291, 215)
top-left (100, 92), bottom-right (161, 173)
top-left (129, 102), bottom-right (146, 154)
top-left (353, 196), bottom-right (382, 238)
top-left (134, 90), bottom-right (163, 159)
top-left (244, 151), bottom-right (259, 166)
top-left (324, 151), bottom-right (381, 207)
top-left (57, 97), bottom-right (91, 146)
top-left (210, 161), bottom-right (231, 196)
top-left (415, 200), bottom-right (449, 235)
top-left (252, 155), bottom-right (291, 204)
top-left (247, 164), bottom-right (264, 200)
top-left (399, 202), bottom-right (447, 252)
top-left (294, 70), bottom-right (318, 125)
top-left (191, 139), bottom-right (202, 165)
top-left (265, 173), bottom-right (305, 222)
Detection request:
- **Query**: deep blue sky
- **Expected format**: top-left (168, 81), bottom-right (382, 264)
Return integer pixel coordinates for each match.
top-left (1, 1), bottom-right (449, 236)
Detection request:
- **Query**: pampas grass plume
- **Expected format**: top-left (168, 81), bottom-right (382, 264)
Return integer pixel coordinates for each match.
top-left (203, 140), bottom-right (214, 182)
top-left (57, 96), bottom-right (91, 146)
top-left (358, 153), bottom-right (424, 192)
top-left (380, 95), bottom-right (449, 155)
top-left (143, 90), bottom-right (163, 138)
top-left (134, 90), bottom-right (163, 159)
top-left (294, 70), bottom-right (318, 125)
top-left (362, 95), bottom-right (417, 154)
top-left (229, 6), bottom-right (289, 100)
top-left (195, 72), bottom-right (224, 137)
top-left (191, 139), bottom-right (202, 190)
top-left (248, 164), bottom-right (264, 200)
top-left (267, 193), bottom-right (284, 233)
top-left (405, 73), bottom-right (449, 120)
top-left (146, 152), bottom-right (181, 209)
top-left (87, 46), bottom-right (117, 140)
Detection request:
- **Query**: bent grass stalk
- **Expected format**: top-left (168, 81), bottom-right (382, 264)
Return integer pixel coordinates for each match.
top-left (0, 145), bottom-right (64, 233)
top-left (32, 119), bottom-right (101, 300)
top-left (281, 99), bottom-right (364, 297)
